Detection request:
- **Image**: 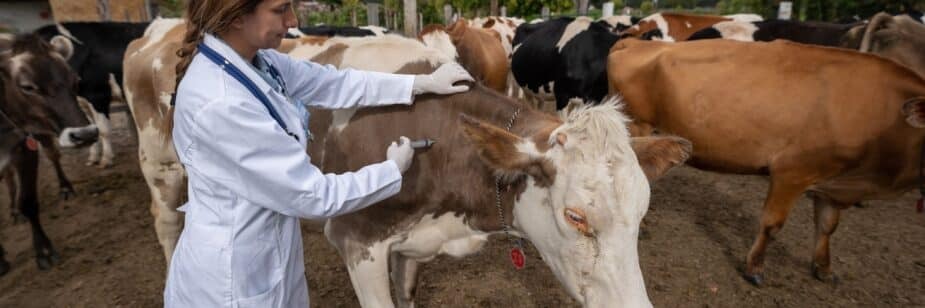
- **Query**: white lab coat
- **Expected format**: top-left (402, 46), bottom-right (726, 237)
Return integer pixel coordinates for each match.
top-left (164, 34), bottom-right (414, 307)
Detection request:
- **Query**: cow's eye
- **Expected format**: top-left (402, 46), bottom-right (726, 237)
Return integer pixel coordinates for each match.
top-left (564, 208), bottom-right (593, 236)
top-left (19, 83), bottom-right (38, 94)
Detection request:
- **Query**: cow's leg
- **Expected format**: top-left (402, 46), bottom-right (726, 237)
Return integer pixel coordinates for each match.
top-left (344, 241), bottom-right (395, 308)
top-left (744, 174), bottom-right (812, 285)
top-left (0, 244), bottom-right (10, 276)
top-left (16, 148), bottom-right (59, 270)
top-left (390, 253), bottom-right (421, 308)
top-left (139, 154), bottom-right (185, 264)
top-left (2, 167), bottom-right (24, 224)
top-left (33, 134), bottom-right (74, 200)
top-left (810, 194), bottom-right (848, 284)
top-left (95, 112), bottom-right (114, 168)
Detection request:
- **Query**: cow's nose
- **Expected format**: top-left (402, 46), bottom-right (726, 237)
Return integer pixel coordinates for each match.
top-left (71, 126), bottom-right (99, 143)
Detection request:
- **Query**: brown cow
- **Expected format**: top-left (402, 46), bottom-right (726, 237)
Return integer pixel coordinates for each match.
top-left (608, 38), bottom-right (925, 285)
top-left (0, 33), bottom-right (97, 275)
top-left (858, 12), bottom-right (925, 79)
top-left (419, 19), bottom-right (509, 93)
top-left (621, 12), bottom-right (730, 41)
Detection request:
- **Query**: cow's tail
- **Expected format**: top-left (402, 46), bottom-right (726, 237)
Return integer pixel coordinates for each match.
top-left (860, 13), bottom-right (894, 53)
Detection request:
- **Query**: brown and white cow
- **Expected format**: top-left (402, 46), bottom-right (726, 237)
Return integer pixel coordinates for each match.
top-left (124, 19), bottom-right (692, 306)
top-left (621, 12), bottom-right (730, 42)
top-left (0, 33), bottom-right (97, 274)
top-left (419, 19), bottom-right (509, 93)
top-left (608, 38), bottom-right (925, 285)
top-left (300, 38), bottom-right (690, 306)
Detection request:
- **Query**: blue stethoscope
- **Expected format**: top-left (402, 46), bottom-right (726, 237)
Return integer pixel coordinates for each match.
top-left (197, 42), bottom-right (300, 141)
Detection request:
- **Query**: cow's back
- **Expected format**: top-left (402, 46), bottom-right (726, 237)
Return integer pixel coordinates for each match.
top-left (123, 19), bottom-right (185, 143)
top-left (609, 39), bottom-right (925, 173)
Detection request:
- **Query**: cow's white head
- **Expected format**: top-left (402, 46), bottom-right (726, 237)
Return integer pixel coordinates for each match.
top-left (461, 99), bottom-right (691, 307)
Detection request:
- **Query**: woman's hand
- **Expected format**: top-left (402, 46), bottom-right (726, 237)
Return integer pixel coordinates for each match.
top-left (412, 62), bottom-right (474, 95)
top-left (387, 136), bottom-right (414, 173)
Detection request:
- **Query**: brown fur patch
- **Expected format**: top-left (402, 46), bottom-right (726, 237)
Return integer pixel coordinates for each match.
top-left (309, 43), bottom-right (348, 67)
top-left (630, 136), bottom-right (692, 181)
top-left (460, 113), bottom-right (556, 187)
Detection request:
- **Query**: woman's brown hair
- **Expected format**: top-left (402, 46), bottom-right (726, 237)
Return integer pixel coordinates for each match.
top-left (174, 0), bottom-right (262, 88)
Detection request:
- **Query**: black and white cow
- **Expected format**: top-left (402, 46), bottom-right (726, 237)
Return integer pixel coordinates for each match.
top-left (687, 19), bottom-right (864, 47)
top-left (287, 25), bottom-right (388, 38)
top-left (34, 21), bottom-right (150, 168)
top-left (0, 33), bottom-right (98, 275)
top-left (511, 17), bottom-right (621, 110)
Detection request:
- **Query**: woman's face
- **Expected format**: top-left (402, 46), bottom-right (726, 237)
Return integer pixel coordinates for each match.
top-left (235, 0), bottom-right (299, 50)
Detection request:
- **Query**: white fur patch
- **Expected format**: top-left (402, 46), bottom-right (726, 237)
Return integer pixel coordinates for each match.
top-left (286, 28), bottom-right (305, 37)
top-left (9, 53), bottom-right (30, 77)
top-left (557, 17), bottom-right (593, 52)
top-left (158, 92), bottom-right (172, 118)
top-left (714, 21), bottom-right (758, 42)
top-left (330, 108), bottom-right (357, 134)
top-left (140, 18), bottom-right (184, 52)
top-left (392, 212), bottom-right (489, 260)
top-left (725, 14), bottom-right (764, 23)
top-left (58, 125), bottom-right (98, 148)
top-left (359, 25), bottom-right (388, 36)
top-left (55, 24), bottom-right (83, 44)
top-left (289, 35), bottom-right (452, 73)
top-left (599, 15), bottom-right (634, 28)
top-left (151, 57), bottom-right (163, 71)
top-left (644, 13), bottom-right (676, 42)
top-left (420, 30), bottom-right (458, 60)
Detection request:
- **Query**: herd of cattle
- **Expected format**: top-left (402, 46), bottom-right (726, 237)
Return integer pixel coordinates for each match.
top-left (1, 9), bottom-right (924, 306)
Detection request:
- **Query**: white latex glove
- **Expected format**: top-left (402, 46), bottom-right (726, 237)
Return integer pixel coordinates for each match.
top-left (412, 62), bottom-right (474, 95)
top-left (387, 136), bottom-right (414, 173)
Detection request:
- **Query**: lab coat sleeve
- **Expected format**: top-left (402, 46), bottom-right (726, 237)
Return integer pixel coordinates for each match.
top-left (191, 97), bottom-right (403, 219)
top-left (262, 50), bottom-right (415, 109)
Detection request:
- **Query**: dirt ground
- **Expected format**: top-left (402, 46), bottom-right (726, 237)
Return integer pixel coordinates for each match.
top-left (0, 112), bottom-right (922, 307)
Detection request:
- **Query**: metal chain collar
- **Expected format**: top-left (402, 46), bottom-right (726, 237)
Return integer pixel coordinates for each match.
top-left (495, 107), bottom-right (522, 238)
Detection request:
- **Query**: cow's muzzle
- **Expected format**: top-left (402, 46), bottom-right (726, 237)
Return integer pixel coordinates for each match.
top-left (58, 125), bottom-right (98, 148)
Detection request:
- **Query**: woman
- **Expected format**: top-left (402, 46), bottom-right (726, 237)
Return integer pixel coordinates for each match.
top-left (163, 0), bottom-right (473, 306)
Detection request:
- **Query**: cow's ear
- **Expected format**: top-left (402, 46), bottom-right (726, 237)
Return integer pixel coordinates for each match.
top-left (49, 35), bottom-right (73, 60)
top-left (460, 113), bottom-right (556, 186)
top-left (0, 33), bottom-right (12, 53)
top-left (631, 136), bottom-right (692, 181)
top-left (903, 97), bottom-right (925, 128)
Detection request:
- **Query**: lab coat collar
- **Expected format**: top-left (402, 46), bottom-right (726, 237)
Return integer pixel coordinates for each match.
top-left (202, 34), bottom-right (274, 95)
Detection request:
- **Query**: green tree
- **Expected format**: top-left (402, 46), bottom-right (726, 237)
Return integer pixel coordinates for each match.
top-left (639, 0), bottom-right (653, 13)
top-left (157, 0), bottom-right (184, 17)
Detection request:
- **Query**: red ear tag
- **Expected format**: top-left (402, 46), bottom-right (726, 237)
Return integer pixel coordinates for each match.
top-left (510, 247), bottom-right (525, 269)
top-left (25, 135), bottom-right (39, 151)
top-left (917, 198), bottom-right (923, 214)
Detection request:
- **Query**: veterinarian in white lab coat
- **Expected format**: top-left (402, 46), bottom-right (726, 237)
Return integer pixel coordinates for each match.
top-left (163, 0), bottom-right (473, 307)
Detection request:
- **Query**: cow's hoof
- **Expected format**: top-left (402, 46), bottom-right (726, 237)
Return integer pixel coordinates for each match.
top-left (85, 160), bottom-right (98, 167)
top-left (743, 273), bottom-right (764, 286)
top-left (35, 250), bottom-right (60, 270)
top-left (60, 188), bottom-right (75, 201)
top-left (812, 264), bottom-right (840, 286)
top-left (0, 260), bottom-right (9, 276)
top-left (11, 213), bottom-right (27, 224)
top-left (99, 160), bottom-right (113, 169)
